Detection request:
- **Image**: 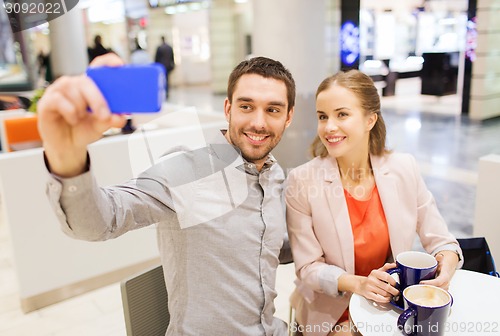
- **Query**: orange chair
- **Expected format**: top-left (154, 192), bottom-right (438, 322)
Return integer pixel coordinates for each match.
top-left (2, 115), bottom-right (42, 152)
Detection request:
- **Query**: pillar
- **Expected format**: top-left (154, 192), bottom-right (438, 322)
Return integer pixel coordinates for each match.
top-left (252, 0), bottom-right (328, 170)
top-left (49, 7), bottom-right (88, 78)
top-left (326, 0), bottom-right (342, 75)
top-left (474, 154), bottom-right (500, 262)
top-left (466, 0), bottom-right (500, 120)
top-left (210, 0), bottom-right (238, 94)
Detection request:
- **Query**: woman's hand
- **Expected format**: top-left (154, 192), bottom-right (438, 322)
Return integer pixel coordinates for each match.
top-left (421, 250), bottom-right (459, 290)
top-left (339, 263), bottom-right (399, 303)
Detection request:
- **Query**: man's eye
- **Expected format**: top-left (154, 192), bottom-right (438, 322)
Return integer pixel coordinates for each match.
top-left (268, 108), bottom-right (279, 113)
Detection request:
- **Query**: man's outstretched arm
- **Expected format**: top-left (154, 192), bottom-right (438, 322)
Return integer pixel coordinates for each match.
top-left (38, 53), bottom-right (126, 177)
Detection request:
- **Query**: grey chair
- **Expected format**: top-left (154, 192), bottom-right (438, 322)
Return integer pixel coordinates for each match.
top-left (121, 265), bottom-right (170, 336)
top-left (121, 243), bottom-right (294, 336)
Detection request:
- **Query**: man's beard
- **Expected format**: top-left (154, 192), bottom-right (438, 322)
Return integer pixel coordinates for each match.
top-left (228, 125), bottom-right (284, 163)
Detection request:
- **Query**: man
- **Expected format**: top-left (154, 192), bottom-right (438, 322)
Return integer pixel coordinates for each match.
top-left (154, 36), bottom-right (175, 98)
top-left (130, 38), bottom-right (151, 65)
top-left (38, 54), bottom-right (295, 335)
top-left (88, 35), bottom-right (112, 63)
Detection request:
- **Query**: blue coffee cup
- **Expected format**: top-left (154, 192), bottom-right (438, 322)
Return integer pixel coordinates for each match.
top-left (387, 251), bottom-right (438, 307)
top-left (398, 284), bottom-right (453, 336)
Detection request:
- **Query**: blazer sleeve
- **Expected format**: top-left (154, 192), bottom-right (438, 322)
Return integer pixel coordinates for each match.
top-left (286, 168), bottom-right (347, 298)
top-left (411, 155), bottom-right (464, 268)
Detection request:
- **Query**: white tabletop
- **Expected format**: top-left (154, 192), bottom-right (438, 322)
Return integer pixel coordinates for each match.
top-left (349, 270), bottom-right (500, 335)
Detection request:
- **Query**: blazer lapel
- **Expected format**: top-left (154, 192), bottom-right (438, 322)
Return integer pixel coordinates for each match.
top-left (371, 155), bottom-right (405, 259)
top-left (323, 158), bottom-right (355, 274)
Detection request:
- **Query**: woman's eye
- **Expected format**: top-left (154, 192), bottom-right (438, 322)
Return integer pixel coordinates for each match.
top-left (318, 114), bottom-right (327, 120)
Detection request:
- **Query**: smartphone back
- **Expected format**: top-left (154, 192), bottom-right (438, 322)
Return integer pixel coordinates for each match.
top-left (86, 64), bottom-right (165, 113)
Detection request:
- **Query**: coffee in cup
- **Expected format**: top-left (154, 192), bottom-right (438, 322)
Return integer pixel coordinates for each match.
top-left (397, 284), bottom-right (452, 336)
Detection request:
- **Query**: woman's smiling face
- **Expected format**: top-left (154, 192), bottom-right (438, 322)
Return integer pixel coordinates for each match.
top-left (316, 84), bottom-right (376, 160)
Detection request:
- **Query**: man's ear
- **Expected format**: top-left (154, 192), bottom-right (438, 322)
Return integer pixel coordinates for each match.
top-left (223, 98), bottom-right (231, 122)
top-left (285, 107), bottom-right (295, 128)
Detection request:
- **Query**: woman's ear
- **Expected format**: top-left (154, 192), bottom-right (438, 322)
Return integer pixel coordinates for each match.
top-left (367, 112), bottom-right (378, 131)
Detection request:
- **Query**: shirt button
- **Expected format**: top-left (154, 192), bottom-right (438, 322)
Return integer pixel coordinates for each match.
top-left (68, 185), bottom-right (77, 192)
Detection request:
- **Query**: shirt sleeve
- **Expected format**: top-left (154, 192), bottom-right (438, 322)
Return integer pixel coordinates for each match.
top-left (45, 152), bottom-right (175, 242)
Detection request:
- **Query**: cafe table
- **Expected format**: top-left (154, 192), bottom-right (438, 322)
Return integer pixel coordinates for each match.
top-left (349, 269), bottom-right (500, 335)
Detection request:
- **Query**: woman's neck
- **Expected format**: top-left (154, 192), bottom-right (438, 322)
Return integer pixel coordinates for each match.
top-left (337, 155), bottom-right (372, 183)
top-left (337, 154), bottom-right (375, 200)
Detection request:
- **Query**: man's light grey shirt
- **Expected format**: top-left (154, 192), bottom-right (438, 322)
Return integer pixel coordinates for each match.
top-left (46, 130), bottom-right (288, 336)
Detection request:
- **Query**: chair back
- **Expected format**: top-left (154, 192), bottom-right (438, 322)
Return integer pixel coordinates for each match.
top-left (121, 265), bottom-right (170, 336)
top-left (457, 237), bottom-right (500, 277)
top-left (2, 114), bottom-right (42, 152)
top-left (0, 109), bottom-right (29, 152)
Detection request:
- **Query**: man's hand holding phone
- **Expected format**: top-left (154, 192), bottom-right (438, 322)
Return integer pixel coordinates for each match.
top-left (86, 63), bottom-right (165, 114)
top-left (38, 54), bottom-right (128, 177)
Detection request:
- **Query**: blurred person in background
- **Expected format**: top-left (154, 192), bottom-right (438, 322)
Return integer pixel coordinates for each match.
top-left (154, 36), bottom-right (175, 98)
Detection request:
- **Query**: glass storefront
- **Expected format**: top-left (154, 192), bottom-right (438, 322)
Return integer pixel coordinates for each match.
top-left (359, 0), bottom-right (468, 86)
top-left (0, 5), bottom-right (34, 91)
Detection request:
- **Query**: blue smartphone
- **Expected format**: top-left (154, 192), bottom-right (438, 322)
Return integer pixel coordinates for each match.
top-left (86, 64), bottom-right (165, 113)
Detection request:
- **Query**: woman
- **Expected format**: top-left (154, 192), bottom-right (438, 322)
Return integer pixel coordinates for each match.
top-left (285, 70), bottom-right (463, 336)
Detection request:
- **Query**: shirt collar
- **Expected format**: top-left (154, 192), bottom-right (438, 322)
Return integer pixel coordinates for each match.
top-left (209, 129), bottom-right (277, 174)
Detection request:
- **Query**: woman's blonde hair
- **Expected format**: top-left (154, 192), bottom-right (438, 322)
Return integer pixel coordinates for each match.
top-left (310, 69), bottom-right (389, 158)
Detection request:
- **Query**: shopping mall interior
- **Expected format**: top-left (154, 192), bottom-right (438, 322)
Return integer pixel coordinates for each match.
top-left (1, 0), bottom-right (500, 335)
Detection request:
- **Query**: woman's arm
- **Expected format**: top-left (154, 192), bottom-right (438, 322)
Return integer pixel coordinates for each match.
top-left (286, 169), bottom-right (347, 297)
top-left (409, 154), bottom-right (462, 289)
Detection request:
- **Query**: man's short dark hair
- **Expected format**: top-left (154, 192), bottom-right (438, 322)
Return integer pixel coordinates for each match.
top-left (227, 57), bottom-right (295, 111)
